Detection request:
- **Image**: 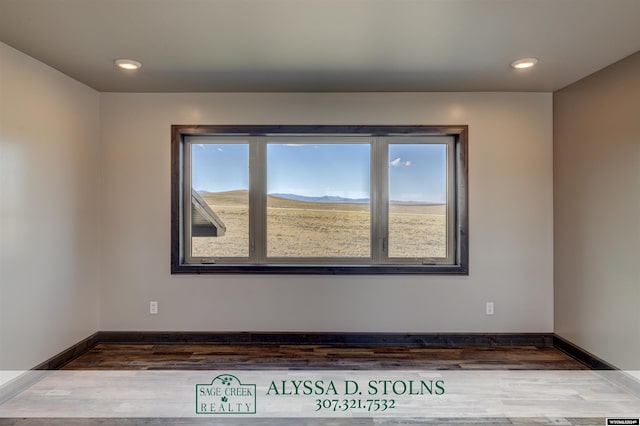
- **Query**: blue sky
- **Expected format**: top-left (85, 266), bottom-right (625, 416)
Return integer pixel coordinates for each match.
top-left (267, 144), bottom-right (370, 199)
top-left (389, 144), bottom-right (446, 203)
top-left (192, 142), bottom-right (447, 203)
top-left (192, 143), bottom-right (250, 193)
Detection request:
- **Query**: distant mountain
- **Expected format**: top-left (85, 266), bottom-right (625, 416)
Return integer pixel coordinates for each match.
top-left (389, 200), bottom-right (443, 206)
top-left (269, 193), bottom-right (370, 204)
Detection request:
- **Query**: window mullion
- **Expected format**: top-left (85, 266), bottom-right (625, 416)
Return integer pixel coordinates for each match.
top-left (183, 140), bottom-right (193, 263)
top-left (371, 137), bottom-right (389, 263)
top-left (249, 138), bottom-right (267, 263)
top-left (447, 138), bottom-right (457, 264)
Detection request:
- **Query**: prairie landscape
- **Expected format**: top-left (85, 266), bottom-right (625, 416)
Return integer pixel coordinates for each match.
top-left (192, 190), bottom-right (446, 259)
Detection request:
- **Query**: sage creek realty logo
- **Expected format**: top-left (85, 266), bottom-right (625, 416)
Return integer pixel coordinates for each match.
top-left (196, 374), bottom-right (256, 414)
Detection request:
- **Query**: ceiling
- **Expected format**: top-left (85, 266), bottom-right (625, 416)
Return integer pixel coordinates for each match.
top-left (1, 0), bottom-right (639, 93)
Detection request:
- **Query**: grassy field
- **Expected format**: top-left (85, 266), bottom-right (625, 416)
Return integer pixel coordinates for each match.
top-left (192, 190), bottom-right (446, 259)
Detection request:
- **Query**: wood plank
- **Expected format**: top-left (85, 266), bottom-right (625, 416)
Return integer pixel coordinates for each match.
top-left (62, 344), bottom-right (587, 371)
top-left (4, 344), bottom-right (605, 426)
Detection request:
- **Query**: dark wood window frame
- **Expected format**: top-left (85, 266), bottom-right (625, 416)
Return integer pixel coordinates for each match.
top-left (171, 125), bottom-right (468, 275)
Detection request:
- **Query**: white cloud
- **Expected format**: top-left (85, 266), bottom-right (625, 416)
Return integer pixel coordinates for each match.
top-left (196, 144), bottom-right (205, 149)
top-left (217, 147), bottom-right (224, 152)
top-left (285, 144), bottom-right (304, 147)
top-left (390, 158), bottom-right (411, 167)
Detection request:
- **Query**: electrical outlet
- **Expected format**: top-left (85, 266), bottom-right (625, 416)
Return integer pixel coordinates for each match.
top-left (486, 302), bottom-right (494, 316)
top-left (150, 301), bottom-right (158, 315)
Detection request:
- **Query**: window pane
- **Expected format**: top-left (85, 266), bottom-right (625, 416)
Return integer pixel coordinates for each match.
top-left (191, 143), bottom-right (249, 257)
top-left (267, 143), bottom-right (371, 258)
top-left (388, 144), bottom-right (447, 258)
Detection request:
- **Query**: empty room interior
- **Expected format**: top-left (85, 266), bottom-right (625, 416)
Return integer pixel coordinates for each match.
top-left (0, 0), bottom-right (639, 423)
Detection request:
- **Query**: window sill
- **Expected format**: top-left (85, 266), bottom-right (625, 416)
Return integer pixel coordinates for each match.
top-left (171, 263), bottom-right (469, 275)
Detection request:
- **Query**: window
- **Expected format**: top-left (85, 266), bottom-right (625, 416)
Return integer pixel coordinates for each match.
top-left (172, 126), bottom-right (468, 274)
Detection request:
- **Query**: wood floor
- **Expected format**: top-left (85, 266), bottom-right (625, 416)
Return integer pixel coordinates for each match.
top-left (62, 344), bottom-right (588, 371)
top-left (2, 345), bottom-right (607, 425)
top-left (0, 418), bottom-right (609, 425)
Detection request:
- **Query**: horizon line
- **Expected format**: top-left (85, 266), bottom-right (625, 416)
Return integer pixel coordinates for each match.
top-left (196, 189), bottom-right (445, 205)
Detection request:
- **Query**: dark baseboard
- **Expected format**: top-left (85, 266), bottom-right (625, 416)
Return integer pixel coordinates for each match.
top-left (0, 333), bottom-right (99, 404)
top-left (97, 331), bottom-right (554, 347)
top-left (33, 332), bottom-right (100, 370)
top-left (554, 335), bottom-right (640, 396)
top-left (553, 335), bottom-right (616, 370)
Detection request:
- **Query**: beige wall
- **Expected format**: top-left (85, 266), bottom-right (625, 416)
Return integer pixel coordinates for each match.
top-left (0, 43), bottom-right (101, 369)
top-left (554, 52), bottom-right (640, 370)
top-left (99, 92), bottom-right (553, 333)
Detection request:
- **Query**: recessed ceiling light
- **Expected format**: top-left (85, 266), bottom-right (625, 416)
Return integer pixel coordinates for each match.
top-left (114, 59), bottom-right (142, 70)
top-left (510, 58), bottom-right (538, 69)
